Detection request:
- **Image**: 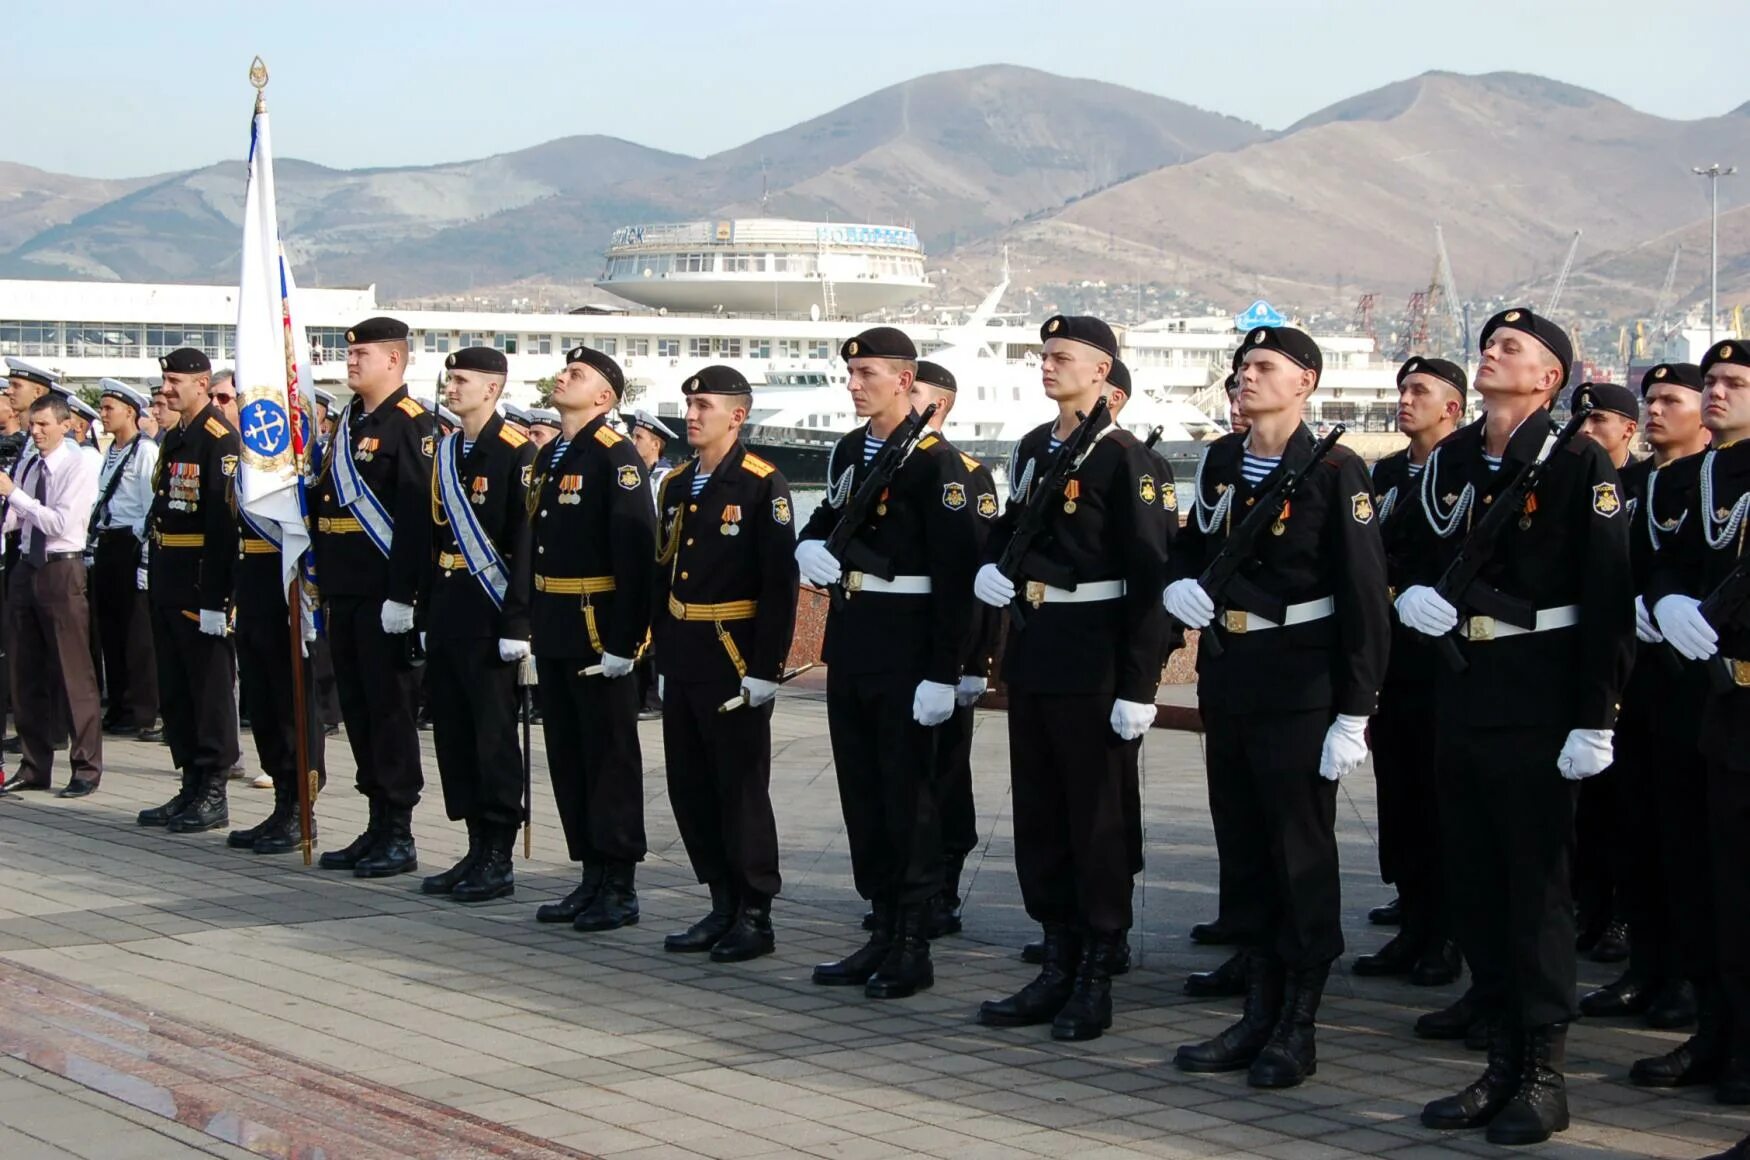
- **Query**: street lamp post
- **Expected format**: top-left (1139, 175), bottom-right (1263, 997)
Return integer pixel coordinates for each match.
top-left (1693, 163), bottom-right (1737, 344)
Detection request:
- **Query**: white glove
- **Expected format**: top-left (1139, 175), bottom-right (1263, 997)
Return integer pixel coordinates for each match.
top-left (135, 566), bottom-right (148, 591)
top-left (1163, 578), bottom-right (1215, 628)
top-left (657, 675), bottom-right (665, 701)
top-left (1318, 714), bottom-right (1370, 781)
top-left (742, 676), bottom-right (779, 707)
top-left (1395, 585), bottom-right (1459, 637)
top-left (498, 638), bottom-right (530, 663)
top-left (955, 675), bottom-right (988, 707)
top-left (1109, 698), bottom-right (1156, 741)
top-left (380, 599), bottom-right (415, 634)
top-left (1557, 728), bottom-right (1614, 780)
top-left (1634, 596), bottom-right (1663, 644)
top-left (198, 609), bottom-right (227, 637)
top-left (973, 563), bottom-right (1015, 607)
top-left (1654, 593), bottom-right (1717, 661)
top-left (598, 651), bottom-right (635, 679)
top-left (795, 540), bottom-right (842, 587)
top-left (912, 680), bottom-right (956, 727)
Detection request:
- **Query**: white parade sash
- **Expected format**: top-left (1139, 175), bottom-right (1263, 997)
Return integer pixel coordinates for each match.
top-left (330, 400), bottom-right (394, 558)
top-left (436, 432), bottom-right (508, 609)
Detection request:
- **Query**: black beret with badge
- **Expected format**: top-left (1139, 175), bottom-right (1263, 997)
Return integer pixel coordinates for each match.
top-left (445, 346), bottom-right (508, 375)
top-left (1572, 381), bottom-right (1638, 420)
top-left (1239, 324), bottom-right (1323, 378)
top-left (1040, 314), bottom-right (1118, 360)
top-left (158, 347), bottom-right (211, 375)
top-left (839, 326), bottom-right (917, 362)
top-left (564, 344), bottom-right (626, 397)
top-left (1106, 357), bottom-right (1132, 395)
top-left (1397, 355), bottom-right (1468, 399)
top-left (1699, 339), bottom-right (1750, 377)
top-left (681, 364), bottom-right (752, 396)
top-left (914, 360), bottom-right (957, 393)
top-left (1480, 306), bottom-right (1573, 386)
top-left (1639, 361), bottom-right (1703, 395)
top-left (345, 316), bottom-right (410, 345)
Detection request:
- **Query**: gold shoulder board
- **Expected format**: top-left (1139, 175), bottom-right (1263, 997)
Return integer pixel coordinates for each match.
top-left (741, 453), bottom-right (775, 478)
top-left (396, 397), bottom-right (425, 418)
top-left (499, 425), bottom-right (529, 448)
top-left (918, 434), bottom-right (940, 451)
top-left (594, 426), bottom-right (623, 447)
top-left (960, 452), bottom-right (981, 472)
top-left (203, 416), bottom-right (228, 438)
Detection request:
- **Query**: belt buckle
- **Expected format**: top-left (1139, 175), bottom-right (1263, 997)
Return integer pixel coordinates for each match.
top-left (1733, 659), bottom-right (1750, 688)
top-left (1464, 616), bottom-right (1495, 642)
top-left (1024, 580), bottom-right (1046, 609)
top-left (1222, 609), bottom-right (1248, 634)
top-left (844, 570), bottom-right (863, 594)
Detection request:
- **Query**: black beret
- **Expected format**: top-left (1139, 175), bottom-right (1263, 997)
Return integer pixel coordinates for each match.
top-left (1040, 314), bottom-right (1118, 360)
top-left (1480, 306), bottom-right (1572, 386)
top-left (1239, 324), bottom-right (1322, 378)
top-left (565, 344), bottom-right (626, 397)
top-left (840, 326), bottom-right (917, 362)
top-left (158, 348), bottom-right (211, 375)
top-left (1397, 355), bottom-right (1468, 399)
top-left (445, 346), bottom-right (507, 375)
top-left (346, 316), bottom-right (409, 345)
top-left (1223, 371), bottom-right (1239, 393)
top-left (1573, 381), bottom-right (1638, 420)
top-left (1640, 361), bottom-right (1704, 395)
top-left (1699, 340), bottom-right (1750, 377)
top-left (1230, 346), bottom-right (1246, 372)
top-left (682, 365), bottom-right (752, 396)
top-left (913, 360), bottom-right (956, 393)
top-left (1106, 357), bottom-right (1132, 395)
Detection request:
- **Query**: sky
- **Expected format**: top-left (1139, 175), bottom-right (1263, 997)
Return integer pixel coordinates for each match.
top-left (10, 0), bottom-right (1749, 179)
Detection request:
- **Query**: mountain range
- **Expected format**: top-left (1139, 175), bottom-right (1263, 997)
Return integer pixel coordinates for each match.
top-left (2, 64), bottom-right (1745, 322)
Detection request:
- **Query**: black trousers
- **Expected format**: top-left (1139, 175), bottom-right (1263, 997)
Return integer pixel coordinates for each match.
top-left (427, 636), bottom-right (521, 828)
top-left (234, 613), bottom-right (324, 787)
top-left (310, 635), bottom-right (341, 728)
top-left (826, 669), bottom-right (940, 907)
top-left (936, 702), bottom-right (978, 864)
top-left (1573, 763), bottom-right (1628, 927)
top-left (148, 603), bottom-right (239, 779)
top-left (1437, 723), bottom-right (1577, 1028)
top-left (1008, 690), bottom-right (1136, 935)
top-left (1711, 757), bottom-right (1750, 1060)
top-left (535, 657), bottom-right (646, 864)
top-left (1615, 707), bottom-right (1712, 982)
top-left (93, 533), bottom-right (159, 729)
top-left (1370, 680), bottom-right (1446, 934)
top-left (1203, 707), bottom-right (1342, 967)
top-left (326, 596), bottom-right (422, 810)
top-left (1198, 697), bottom-right (1239, 924)
top-left (662, 677), bottom-right (781, 898)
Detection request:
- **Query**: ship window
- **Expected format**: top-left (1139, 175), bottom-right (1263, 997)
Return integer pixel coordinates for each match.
top-left (65, 323), bottom-right (141, 358)
top-left (771, 255), bottom-right (788, 273)
top-left (808, 340), bottom-right (830, 360)
top-left (658, 338), bottom-right (682, 358)
top-left (749, 339), bottom-right (771, 360)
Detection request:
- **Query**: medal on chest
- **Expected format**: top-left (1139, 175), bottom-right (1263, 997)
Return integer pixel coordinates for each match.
top-left (1272, 500), bottom-right (1290, 536)
top-left (166, 461), bottom-right (201, 511)
top-left (876, 488), bottom-right (890, 517)
top-left (355, 436), bottom-right (381, 463)
top-left (1518, 493), bottom-right (1538, 531)
top-left (558, 474), bottom-right (583, 505)
top-left (721, 503), bottom-right (742, 536)
top-left (1062, 479), bottom-right (1080, 515)
top-left (469, 476), bottom-right (488, 506)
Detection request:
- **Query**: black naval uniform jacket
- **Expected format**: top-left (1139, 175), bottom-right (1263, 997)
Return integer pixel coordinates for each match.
top-left (1372, 449), bottom-right (1437, 689)
top-left (1169, 426), bottom-right (1390, 718)
top-left (797, 423), bottom-right (977, 687)
top-left (959, 453), bottom-right (1004, 680)
top-left (526, 414), bottom-right (655, 661)
top-left (234, 523), bottom-right (288, 620)
top-left (422, 414), bottom-right (537, 643)
top-left (652, 441), bottom-right (799, 686)
top-left (986, 415), bottom-right (1172, 705)
top-left (1647, 440), bottom-right (1750, 771)
top-left (311, 385), bottom-right (434, 604)
top-left (147, 403), bottom-right (240, 614)
top-left (1619, 451), bottom-right (1711, 741)
top-left (1397, 414), bottom-right (1634, 731)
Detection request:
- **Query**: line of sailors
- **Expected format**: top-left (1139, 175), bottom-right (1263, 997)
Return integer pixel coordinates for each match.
top-left (13, 305), bottom-right (1749, 1156)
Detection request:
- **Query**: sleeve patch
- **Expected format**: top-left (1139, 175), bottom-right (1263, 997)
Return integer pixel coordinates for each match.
top-left (396, 397), bottom-right (425, 418)
top-left (220, 454), bottom-right (238, 478)
top-left (1592, 482), bottom-right (1621, 517)
top-left (594, 426), bottom-right (623, 447)
top-left (1139, 474), bottom-right (1157, 505)
top-left (976, 492), bottom-right (998, 519)
top-left (617, 464), bottom-right (641, 490)
top-left (204, 417), bottom-right (229, 439)
top-left (420, 435), bottom-right (435, 458)
top-left (1352, 492), bottom-right (1375, 523)
top-left (520, 464), bottom-right (533, 488)
top-left (741, 453), bottom-right (776, 478)
top-left (499, 425), bottom-right (529, 448)
top-left (1161, 482), bottom-right (1178, 511)
top-left (772, 496), bottom-right (792, 525)
top-left (942, 481), bottom-right (967, 510)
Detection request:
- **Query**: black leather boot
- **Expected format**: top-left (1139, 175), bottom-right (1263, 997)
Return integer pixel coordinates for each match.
top-left (139, 769), bottom-right (199, 827)
top-left (166, 773), bottom-right (229, 833)
top-left (1185, 950), bottom-right (1248, 997)
top-left (1249, 961), bottom-right (1328, 1088)
top-left (1099, 932), bottom-right (1131, 976)
top-left (979, 923), bottom-right (1080, 1026)
top-left (319, 799), bottom-right (383, 870)
top-left (866, 905), bottom-right (933, 999)
top-left (353, 807), bottom-right (417, 878)
top-left (1352, 931), bottom-right (1419, 977)
top-left (452, 825), bottom-right (516, 903)
top-left (536, 863), bottom-right (602, 923)
top-left (1580, 966), bottom-right (1655, 1018)
top-left (1052, 930), bottom-right (1117, 1041)
top-left (1486, 1024), bottom-right (1570, 1145)
top-left (1189, 917), bottom-right (1237, 945)
top-left (814, 901), bottom-right (894, 986)
top-left (252, 777), bottom-right (311, 855)
top-left (1632, 982), bottom-right (1727, 1087)
top-left (1590, 918), bottom-right (1631, 964)
top-left (1422, 1015), bottom-right (1520, 1129)
top-left (1415, 987), bottom-right (1480, 1040)
top-left (1720, 1049), bottom-right (1750, 1104)
top-left (573, 861), bottom-right (639, 931)
top-left (929, 854), bottom-right (967, 938)
top-left (710, 893), bottom-right (775, 963)
top-left (1369, 896), bottom-right (1401, 926)
top-left (665, 882), bottom-right (738, 953)
top-left (226, 789), bottom-right (285, 849)
top-left (1645, 978), bottom-right (1699, 1030)
top-left (421, 820), bottom-right (483, 895)
top-left (1021, 936), bottom-right (1046, 964)
top-left (1175, 952), bottom-right (1285, 1072)
top-left (1410, 938), bottom-right (1463, 987)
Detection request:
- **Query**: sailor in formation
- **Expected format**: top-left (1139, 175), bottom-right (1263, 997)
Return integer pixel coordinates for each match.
top-left (90, 379), bottom-right (160, 742)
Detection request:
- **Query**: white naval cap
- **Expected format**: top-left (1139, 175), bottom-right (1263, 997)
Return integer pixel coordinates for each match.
top-left (99, 378), bottom-right (151, 411)
top-left (4, 357), bottom-right (59, 387)
top-left (527, 407), bottom-right (560, 430)
top-left (627, 409), bottom-right (679, 442)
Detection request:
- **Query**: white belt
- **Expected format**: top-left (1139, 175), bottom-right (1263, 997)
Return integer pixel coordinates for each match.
top-left (1024, 579), bottom-right (1126, 607)
top-left (1220, 596), bottom-right (1335, 635)
top-left (844, 571), bottom-right (931, 595)
top-left (1460, 604), bottom-right (1579, 642)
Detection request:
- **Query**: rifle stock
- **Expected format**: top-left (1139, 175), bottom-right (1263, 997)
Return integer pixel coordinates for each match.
top-left (822, 403), bottom-right (940, 611)
top-left (991, 398), bottom-right (1111, 630)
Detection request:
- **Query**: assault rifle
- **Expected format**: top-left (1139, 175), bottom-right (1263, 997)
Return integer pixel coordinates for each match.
top-left (1692, 554), bottom-right (1750, 692)
top-left (1188, 424), bottom-right (1346, 659)
top-left (989, 397), bottom-right (1110, 630)
top-left (821, 402), bottom-right (940, 612)
top-left (1429, 403), bottom-right (1593, 673)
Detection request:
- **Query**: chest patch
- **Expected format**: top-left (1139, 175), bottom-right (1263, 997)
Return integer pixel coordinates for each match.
top-left (943, 481), bottom-right (967, 510)
top-left (1593, 482), bottom-right (1621, 518)
top-left (617, 464), bottom-right (641, 491)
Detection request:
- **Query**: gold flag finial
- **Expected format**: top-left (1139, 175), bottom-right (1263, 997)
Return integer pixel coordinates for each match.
top-left (249, 56), bottom-right (268, 112)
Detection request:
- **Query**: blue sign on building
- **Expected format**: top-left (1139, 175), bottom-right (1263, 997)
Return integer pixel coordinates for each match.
top-left (1234, 300), bottom-right (1287, 331)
